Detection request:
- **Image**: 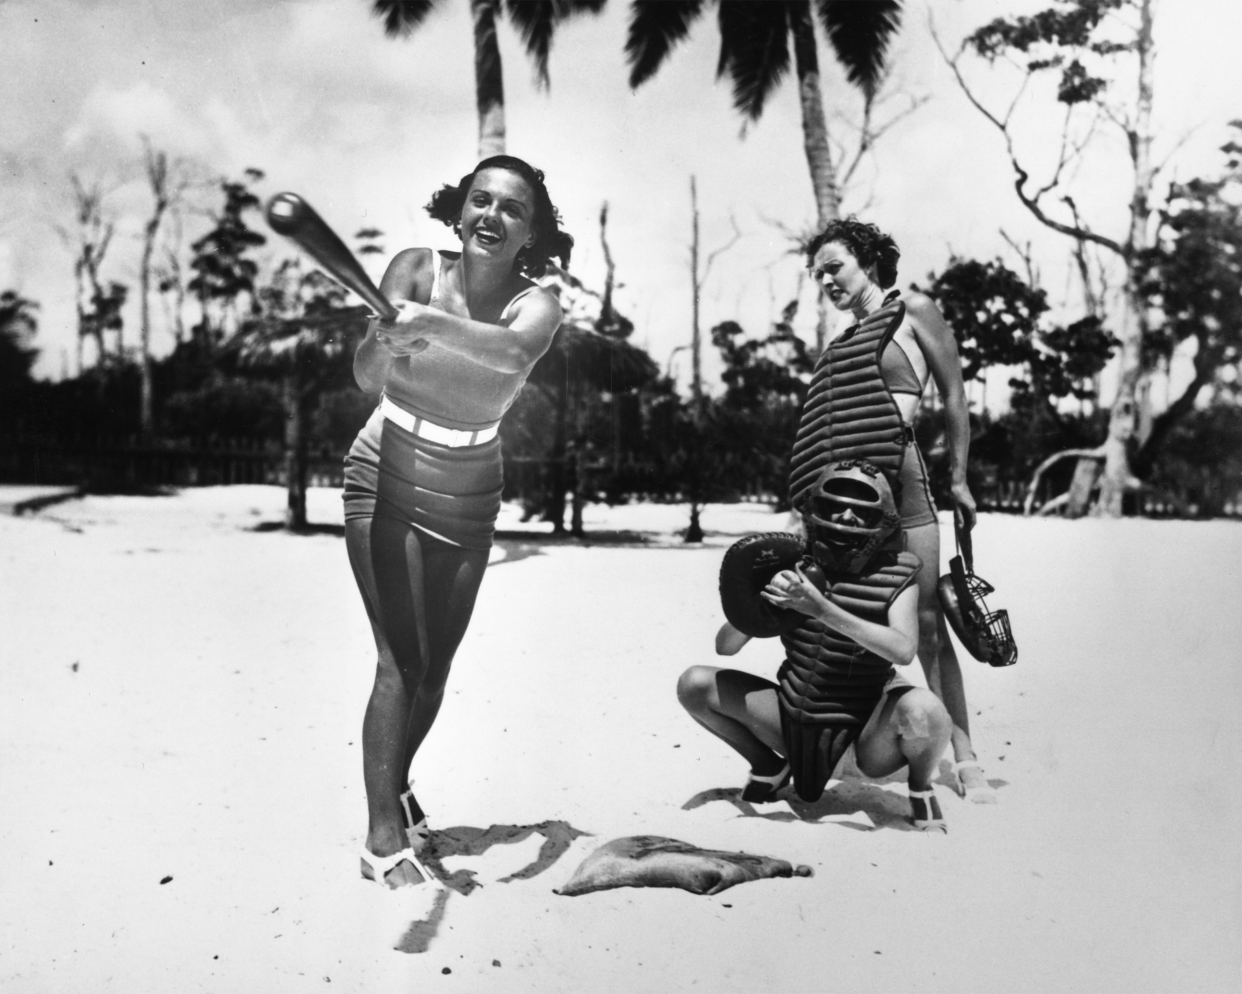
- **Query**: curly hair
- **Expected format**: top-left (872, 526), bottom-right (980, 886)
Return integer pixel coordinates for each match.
top-left (425, 155), bottom-right (573, 278)
top-left (805, 217), bottom-right (900, 290)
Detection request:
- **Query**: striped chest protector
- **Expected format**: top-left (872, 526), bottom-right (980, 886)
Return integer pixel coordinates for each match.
top-left (776, 549), bottom-right (921, 802)
top-left (788, 294), bottom-right (908, 509)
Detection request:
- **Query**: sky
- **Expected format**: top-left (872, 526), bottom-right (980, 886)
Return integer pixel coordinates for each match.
top-left (2, 0), bottom-right (1240, 405)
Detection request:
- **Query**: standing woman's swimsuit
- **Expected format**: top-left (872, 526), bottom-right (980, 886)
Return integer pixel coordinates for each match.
top-left (880, 294), bottom-right (938, 530)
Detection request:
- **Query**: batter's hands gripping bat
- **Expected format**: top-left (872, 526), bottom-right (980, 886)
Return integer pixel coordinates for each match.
top-left (265, 192), bottom-right (397, 322)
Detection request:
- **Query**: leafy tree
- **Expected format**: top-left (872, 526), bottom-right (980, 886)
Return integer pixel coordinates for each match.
top-left (709, 300), bottom-right (813, 505)
top-left (138, 141), bottom-right (193, 436)
top-left (921, 258), bottom-right (1047, 384)
top-left (1134, 126), bottom-right (1242, 477)
top-left (62, 176), bottom-right (118, 369)
top-left (83, 282), bottom-right (129, 367)
top-left (920, 256), bottom-right (1123, 515)
top-left (921, 257), bottom-right (1117, 406)
top-left (160, 377), bottom-right (285, 442)
top-left (370, 0), bottom-right (607, 157)
top-left (938, 0), bottom-right (1166, 515)
top-left (1145, 404), bottom-right (1242, 517)
top-left (233, 260), bottom-right (368, 529)
top-left (513, 264), bottom-right (659, 534)
top-left (0, 291), bottom-right (40, 431)
top-left (187, 169), bottom-right (267, 349)
top-left (626, 1), bottom-right (902, 230)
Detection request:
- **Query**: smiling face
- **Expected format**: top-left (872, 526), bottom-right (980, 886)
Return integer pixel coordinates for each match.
top-left (809, 240), bottom-right (879, 313)
top-left (460, 167), bottom-right (537, 265)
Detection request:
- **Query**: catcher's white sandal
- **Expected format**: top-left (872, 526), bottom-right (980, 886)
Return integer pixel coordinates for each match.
top-left (909, 788), bottom-right (947, 833)
top-left (741, 761), bottom-right (792, 803)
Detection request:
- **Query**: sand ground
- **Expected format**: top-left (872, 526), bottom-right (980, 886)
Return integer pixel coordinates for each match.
top-left (2, 486), bottom-right (1240, 993)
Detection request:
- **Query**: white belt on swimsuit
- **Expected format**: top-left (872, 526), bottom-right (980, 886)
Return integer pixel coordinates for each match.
top-left (380, 394), bottom-right (499, 448)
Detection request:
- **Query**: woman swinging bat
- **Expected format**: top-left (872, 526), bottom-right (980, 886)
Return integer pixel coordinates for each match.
top-left (343, 156), bottom-right (572, 887)
top-left (679, 460), bottom-right (953, 831)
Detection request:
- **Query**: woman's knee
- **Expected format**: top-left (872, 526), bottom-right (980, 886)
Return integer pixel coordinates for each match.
top-left (895, 690), bottom-right (951, 745)
top-left (371, 650), bottom-right (409, 697)
top-left (371, 632), bottom-right (431, 696)
top-left (677, 666), bottom-right (718, 713)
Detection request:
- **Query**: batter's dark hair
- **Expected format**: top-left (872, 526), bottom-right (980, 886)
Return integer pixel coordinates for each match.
top-left (805, 217), bottom-right (900, 289)
top-left (425, 155), bottom-right (573, 278)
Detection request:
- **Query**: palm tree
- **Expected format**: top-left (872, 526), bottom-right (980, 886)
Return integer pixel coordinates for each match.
top-left (626, 0), bottom-right (903, 230)
top-left (371, 0), bottom-right (607, 158)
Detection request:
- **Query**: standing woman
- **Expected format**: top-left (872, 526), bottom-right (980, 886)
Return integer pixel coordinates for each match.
top-left (345, 156), bottom-right (571, 887)
top-left (801, 218), bottom-right (993, 801)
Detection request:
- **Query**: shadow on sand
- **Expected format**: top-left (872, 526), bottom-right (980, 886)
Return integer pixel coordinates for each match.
top-left (682, 758), bottom-right (1008, 833)
top-left (392, 819), bottom-right (591, 954)
top-left (682, 779), bottom-right (915, 832)
top-left (250, 521), bottom-right (346, 536)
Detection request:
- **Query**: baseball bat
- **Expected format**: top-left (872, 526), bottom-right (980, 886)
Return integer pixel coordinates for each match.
top-left (265, 192), bottom-right (398, 321)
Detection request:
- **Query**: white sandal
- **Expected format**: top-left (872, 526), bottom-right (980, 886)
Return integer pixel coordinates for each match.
top-left (360, 845), bottom-right (441, 889)
top-left (909, 788), bottom-right (947, 833)
top-left (741, 761), bottom-right (792, 803)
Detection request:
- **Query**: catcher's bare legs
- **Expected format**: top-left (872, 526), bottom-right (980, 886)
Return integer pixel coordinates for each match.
top-left (347, 515), bottom-right (489, 886)
top-left (904, 519), bottom-right (991, 797)
top-left (855, 688), bottom-right (951, 793)
top-left (676, 667), bottom-right (786, 777)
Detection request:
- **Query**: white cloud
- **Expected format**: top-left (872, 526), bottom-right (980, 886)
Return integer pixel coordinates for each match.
top-left (64, 81), bottom-right (213, 161)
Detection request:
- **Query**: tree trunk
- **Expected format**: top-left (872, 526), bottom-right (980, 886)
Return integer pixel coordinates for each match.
top-left (1094, 0), bottom-right (1155, 518)
top-left (569, 444), bottom-right (585, 538)
top-left (685, 501), bottom-right (704, 543)
top-left (1064, 456), bottom-right (1102, 518)
top-left (472, 0), bottom-right (506, 158)
top-left (790, 1), bottom-right (839, 353)
top-left (284, 375), bottom-right (308, 530)
top-left (545, 373), bottom-right (569, 534)
top-left (140, 148), bottom-right (170, 437)
top-left (790, 2), bottom-right (839, 227)
top-left (689, 176), bottom-right (702, 408)
top-left (140, 228), bottom-right (156, 436)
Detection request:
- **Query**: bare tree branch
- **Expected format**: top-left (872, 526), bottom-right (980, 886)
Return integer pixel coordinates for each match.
top-left (702, 213), bottom-right (743, 282)
top-left (999, 229), bottom-right (1040, 287)
top-left (930, 14), bottom-right (1126, 259)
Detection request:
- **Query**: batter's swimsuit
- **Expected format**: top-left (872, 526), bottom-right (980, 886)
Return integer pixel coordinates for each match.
top-left (342, 250), bottom-right (542, 549)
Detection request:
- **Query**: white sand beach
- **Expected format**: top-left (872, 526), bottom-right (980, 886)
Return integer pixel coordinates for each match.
top-left (2, 487), bottom-right (1239, 992)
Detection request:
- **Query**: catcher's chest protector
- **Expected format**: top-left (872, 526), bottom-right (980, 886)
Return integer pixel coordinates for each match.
top-left (788, 296), bottom-right (908, 509)
top-left (777, 549), bottom-right (921, 802)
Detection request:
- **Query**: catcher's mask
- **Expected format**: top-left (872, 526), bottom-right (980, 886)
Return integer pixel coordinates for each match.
top-left (937, 521), bottom-right (1018, 667)
top-left (800, 460), bottom-right (900, 575)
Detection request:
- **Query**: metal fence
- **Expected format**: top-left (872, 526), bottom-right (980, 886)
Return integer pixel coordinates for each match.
top-left (0, 435), bottom-right (345, 490)
top-left (1, 435), bottom-right (1237, 517)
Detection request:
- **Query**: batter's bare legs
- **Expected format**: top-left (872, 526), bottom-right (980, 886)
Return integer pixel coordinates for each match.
top-left (903, 518), bottom-right (994, 799)
top-left (347, 515), bottom-right (489, 886)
